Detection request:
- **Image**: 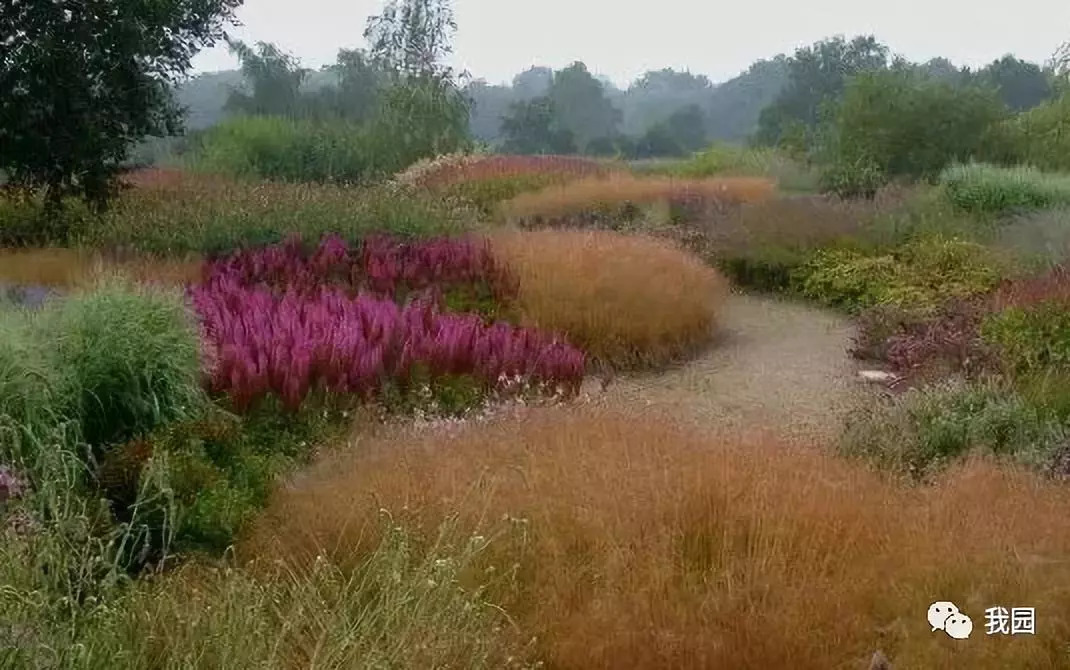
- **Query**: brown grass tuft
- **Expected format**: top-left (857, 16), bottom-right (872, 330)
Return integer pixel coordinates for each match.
top-left (499, 174), bottom-right (775, 222)
top-left (488, 229), bottom-right (728, 369)
top-left (0, 248), bottom-right (202, 289)
top-left (245, 405), bottom-right (1070, 670)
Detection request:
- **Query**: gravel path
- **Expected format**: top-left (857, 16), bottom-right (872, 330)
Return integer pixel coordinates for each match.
top-left (583, 292), bottom-right (871, 442)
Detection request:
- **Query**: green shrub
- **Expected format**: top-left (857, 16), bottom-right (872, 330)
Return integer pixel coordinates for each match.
top-left (941, 162), bottom-right (1070, 215)
top-left (985, 92), bottom-right (1070, 172)
top-left (652, 142), bottom-right (821, 192)
top-left (981, 303), bottom-right (1070, 374)
top-left (37, 277), bottom-right (205, 449)
top-left (817, 154), bottom-right (887, 199)
top-left (840, 379), bottom-right (1069, 477)
top-left (793, 236), bottom-right (1004, 313)
top-left (184, 115), bottom-right (386, 185)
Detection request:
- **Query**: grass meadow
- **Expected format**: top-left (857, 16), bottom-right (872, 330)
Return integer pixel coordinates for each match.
top-left (4, 151), bottom-right (1070, 669)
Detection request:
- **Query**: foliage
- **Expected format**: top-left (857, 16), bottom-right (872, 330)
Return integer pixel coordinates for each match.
top-left (793, 236), bottom-right (1005, 313)
top-left (818, 70), bottom-right (1007, 195)
top-left (975, 54), bottom-right (1053, 112)
top-left (840, 379), bottom-right (1070, 476)
top-left (189, 235), bottom-right (583, 413)
top-left (941, 162), bottom-right (1070, 215)
top-left (185, 115), bottom-right (388, 184)
top-left (67, 170), bottom-right (475, 256)
top-left (987, 92), bottom-right (1070, 172)
top-left (223, 39), bottom-right (310, 118)
top-left (500, 96), bottom-right (578, 155)
top-left (754, 34), bottom-right (890, 147)
top-left (490, 230), bottom-right (728, 369)
top-left (546, 61), bottom-right (622, 151)
top-left (36, 277), bottom-right (205, 450)
top-left (0, 0), bottom-right (241, 213)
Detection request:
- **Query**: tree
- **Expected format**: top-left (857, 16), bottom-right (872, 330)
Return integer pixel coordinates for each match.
top-left (547, 61), bottom-right (622, 151)
top-left (818, 69), bottom-right (1006, 195)
top-left (511, 66), bottom-right (554, 99)
top-left (362, 0), bottom-right (471, 161)
top-left (0, 0), bottom-right (241, 212)
top-left (224, 39), bottom-right (309, 118)
top-left (620, 68), bottom-right (713, 135)
top-left (704, 57), bottom-right (789, 142)
top-left (754, 35), bottom-right (890, 147)
top-left (976, 55), bottom-right (1052, 111)
top-left (499, 96), bottom-right (576, 154)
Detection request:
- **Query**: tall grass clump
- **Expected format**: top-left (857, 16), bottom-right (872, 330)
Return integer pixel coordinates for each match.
top-left (247, 404), bottom-right (1070, 669)
top-left (0, 248), bottom-right (202, 290)
top-left (490, 229), bottom-right (727, 369)
top-left (0, 308), bottom-right (61, 436)
top-left (500, 174), bottom-right (775, 228)
top-left (37, 276), bottom-right (205, 449)
top-left (941, 162), bottom-right (1070, 215)
top-left (0, 513), bottom-right (534, 669)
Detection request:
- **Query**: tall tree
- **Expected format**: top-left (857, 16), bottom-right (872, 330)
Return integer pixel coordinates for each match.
top-left (224, 39), bottom-right (309, 118)
top-left (976, 55), bottom-right (1052, 111)
top-left (499, 96), bottom-right (576, 154)
top-left (547, 61), bottom-right (622, 151)
top-left (754, 35), bottom-right (890, 147)
top-left (362, 0), bottom-right (471, 160)
top-left (0, 0), bottom-right (241, 212)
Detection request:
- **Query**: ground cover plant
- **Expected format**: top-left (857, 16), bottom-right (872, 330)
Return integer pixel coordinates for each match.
top-left (489, 229), bottom-right (727, 369)
top-left (247, 405), bottom-right (1070, 669)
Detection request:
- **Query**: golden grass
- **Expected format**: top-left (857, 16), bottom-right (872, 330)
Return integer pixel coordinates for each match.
top-left (0, 248), bottom-right (202, 289)
top-left (245, 404), bottom-right (1070, 670)
top-left (499, 174), bottom-right (776, 221)
top-left (489, 229), bottom-right (728, 369)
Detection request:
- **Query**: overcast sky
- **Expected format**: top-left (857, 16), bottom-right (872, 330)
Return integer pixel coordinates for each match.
top-left (190, 0), bottom-right (1070, 87)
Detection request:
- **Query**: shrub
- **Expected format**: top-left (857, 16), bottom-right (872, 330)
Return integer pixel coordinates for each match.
top-left (489, 230), bottom-right (728, 369)
top-left (654, 143), bottom-right (820, 192)
top-left (499, 174), bottom-right (775, 226)
top-left (37, 277), bottom-right (205, 449)
top-left (247, 404), bottom-right (1070, 668)
top-left (184, 115), bottom-right (389, 185)
top-left (840, 379), bottom-right (1070, 476)
top-left (941, 162), bottom-right (1070, 215)
top-left (820, 71), bottom-right (1006, 191)
top-left (693, 193), bottom-right (889, 292)
top-left (853, 298), bottom-right (995, 378)
top-left (794, 236), bottom-right (1005, 313)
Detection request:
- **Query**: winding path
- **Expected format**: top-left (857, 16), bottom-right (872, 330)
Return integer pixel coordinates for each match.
top-left (583, 292), bottom-right (871, 442)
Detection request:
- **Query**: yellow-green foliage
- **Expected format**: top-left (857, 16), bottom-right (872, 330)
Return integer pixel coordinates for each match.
top-left (941, 162), bottom-right (1070, 215)
top-left (794, 236), bottom-right (1006, 313)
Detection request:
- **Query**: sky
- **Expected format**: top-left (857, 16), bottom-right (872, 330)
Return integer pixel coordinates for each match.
top-left (190, 0), bottom-right (1070, 88)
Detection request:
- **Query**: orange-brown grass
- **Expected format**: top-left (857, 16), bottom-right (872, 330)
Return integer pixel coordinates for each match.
top-left (245, 404), bottom-right (1070, 670)
top-left (488, 229), bottom-right (728, 369)
top-left (0, 248), bottom-right (202, 288)
top-left (395, 153), bottom-right (615, 190)
top-left (500, 174), bottom-right (776, 221)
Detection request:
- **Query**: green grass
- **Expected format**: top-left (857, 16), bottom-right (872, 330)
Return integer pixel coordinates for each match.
top-left (941, 162), bottom-right (1070, 216)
